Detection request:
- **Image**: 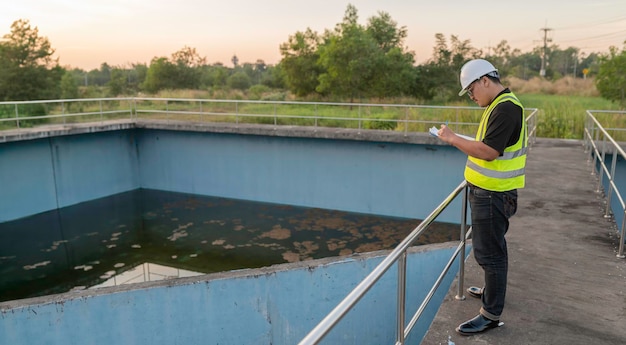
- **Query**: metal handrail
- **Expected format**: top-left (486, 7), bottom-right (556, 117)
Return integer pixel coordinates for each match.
top-left (298, 181), bottom-right (471, 345)
top-left (526, 108), bottom-right (539, 146)
top-left (0, 98), bottom-right (538, 143)
top-left (299, 112), bottom-right (538, 344)
top-left (583, 110), bottom-right (626, 258)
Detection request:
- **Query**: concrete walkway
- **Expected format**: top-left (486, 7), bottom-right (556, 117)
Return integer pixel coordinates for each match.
top-left (422, 138), bottom-right (626, 345)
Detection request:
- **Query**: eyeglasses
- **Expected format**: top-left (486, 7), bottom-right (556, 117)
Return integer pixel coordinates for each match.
top-left (466, 78), bottom-right (480, 97)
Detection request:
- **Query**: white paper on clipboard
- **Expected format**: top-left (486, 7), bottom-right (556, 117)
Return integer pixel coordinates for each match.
top-left (428, 126), bottom-right (474, 141)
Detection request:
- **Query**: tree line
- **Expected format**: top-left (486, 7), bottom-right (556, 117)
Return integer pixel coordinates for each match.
top-left (0, 5), bottom-right (625, 107)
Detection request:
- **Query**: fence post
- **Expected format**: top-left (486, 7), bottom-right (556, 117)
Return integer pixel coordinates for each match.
top-left (596, 136), bottom-right (607, 193)
top-left (456, 185), bottom-right (469, 301)
top-left (404, 107), bottom-right (408, 135)
top-left (618, 212), bottom-right (625, 259)
top-left (62, 102), bottom-right (66, 124)
top-left (396, 252), bottom-right (407, 345)
top-left (604, 150), bottom-right (618, 218)
top-left (14, 104), bottom-right (19, 129)
top-left (99, 100), bottom-right (103, 122)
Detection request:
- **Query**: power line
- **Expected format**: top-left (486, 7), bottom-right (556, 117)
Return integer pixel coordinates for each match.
top-left (557, 29), bottom-right (626, 44)
top-left (554, 15), bottom-right (626, 31)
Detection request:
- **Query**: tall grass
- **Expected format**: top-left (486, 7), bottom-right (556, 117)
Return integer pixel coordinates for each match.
top-left (508, 77), bottom-right (624, 139)
top-left (2, 79), bottom-right (624, 140)
top-left (151, 79), bottom-right (625, 140)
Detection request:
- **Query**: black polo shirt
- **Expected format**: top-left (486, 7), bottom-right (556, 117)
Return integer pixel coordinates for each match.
top-left (482, 89), bottom-right (523, 155)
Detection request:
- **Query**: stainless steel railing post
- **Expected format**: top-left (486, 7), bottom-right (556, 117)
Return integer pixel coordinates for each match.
top-left (455, 185), bottom-right (469, 300)
top-left (396, 252), bottom-right (407, 345)
top-left (618, 212), bottom-right (625, 259)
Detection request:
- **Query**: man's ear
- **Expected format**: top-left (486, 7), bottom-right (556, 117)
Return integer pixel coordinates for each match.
top-left (481, 76), bottom-right (490, 88)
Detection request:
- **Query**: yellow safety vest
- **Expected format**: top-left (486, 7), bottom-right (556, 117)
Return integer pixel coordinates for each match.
top-left (464, 92), bottom-right (527, 192)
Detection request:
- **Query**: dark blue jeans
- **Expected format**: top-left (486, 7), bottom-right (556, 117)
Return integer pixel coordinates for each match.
top-left (468, 184), bottom-right (518, 320)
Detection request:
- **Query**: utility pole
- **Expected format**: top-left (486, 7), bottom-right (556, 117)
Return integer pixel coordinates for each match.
top-left (539, 26), bottom-right (552, 77)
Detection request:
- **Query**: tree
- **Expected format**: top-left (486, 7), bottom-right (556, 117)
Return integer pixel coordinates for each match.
top-left (171, 46), bottom-right (205, 89)
top-left (231, 54), bottom-right (239, 68)
top-left (279, 28), bottom-right (323, 96)
top-left (107, 68), bottom-right (127, 96)
top-left (0, 19), bottom-right (60, 100)
top-left (60, 71), bottom-right (79, 99)
top-left (227, 71), bottom-right (251, 90)
top-left (261, 64), bottom-right (285, 89)
top-left (365, 11), bottom-right (415, 98)
top-left (596, 45), bottom-right (626, 107)
top-left (318, 5), bottom-right (401, 102)
top-left (366, 11), bottom-right (407, 53)
top-left (317, 4), bottom-right (380, 101)
top-left (142, 57), bottom-right (177, 93)
top-left (424, 33), bottom-right (481, 101)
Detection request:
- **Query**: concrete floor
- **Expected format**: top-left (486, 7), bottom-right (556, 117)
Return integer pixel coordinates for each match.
top-left (422, 138), bottom-right (626, 345)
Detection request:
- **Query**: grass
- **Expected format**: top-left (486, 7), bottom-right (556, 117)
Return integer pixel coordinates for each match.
top-left (516, 94), bottom-right (624, 139)
top-left (1, 78), bottom-right (625, 140)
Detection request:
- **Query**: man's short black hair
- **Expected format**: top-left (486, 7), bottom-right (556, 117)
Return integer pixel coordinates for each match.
top-left (485, 71), bottom-right (500, 84)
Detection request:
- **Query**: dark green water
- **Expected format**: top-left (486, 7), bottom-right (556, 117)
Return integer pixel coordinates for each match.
top-left (0, 189), bottom-right (458, 302)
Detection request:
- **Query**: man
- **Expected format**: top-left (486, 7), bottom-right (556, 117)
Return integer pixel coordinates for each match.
top-left (436, 59), bottom-right (527, 336)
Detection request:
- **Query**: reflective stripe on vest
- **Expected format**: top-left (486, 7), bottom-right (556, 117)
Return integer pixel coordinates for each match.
top-left (464, 92), bottom-right (527, 192)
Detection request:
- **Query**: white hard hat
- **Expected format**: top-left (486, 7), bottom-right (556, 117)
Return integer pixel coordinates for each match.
top-left (458, 59), bottom-right (498, 96)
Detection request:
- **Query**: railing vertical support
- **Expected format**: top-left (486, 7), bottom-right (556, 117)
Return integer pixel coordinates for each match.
top-left (396, 252), bottom-right (407, 345)
top-left (404, 107), bottom-right (409, 135)
top-left (61, 102), bottom-right (66, 124)
top-left (97, 100), bottom-right (103, 121)
top-left (604, 150), bottom-right (618, 218)
top-left (591, 126), bottom-right (600, 176)
top-left (456, 185), bottom-right (469, 300)
top-left (618, 212), bottom-right (626, 259)
top-left (14, 104), bottom-right (20, 129)
top-left (596, 136), bottom-right (607, 193)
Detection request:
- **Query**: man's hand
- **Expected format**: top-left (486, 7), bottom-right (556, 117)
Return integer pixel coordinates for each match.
top-left (437, 124), bottom-right (457, 145)
top-left (437, 124), bottom-right (499, 161)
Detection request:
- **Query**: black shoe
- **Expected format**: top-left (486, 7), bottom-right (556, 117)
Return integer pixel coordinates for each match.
top-left (467, 286), bottom-right (483, 298)
top-left (456, 314), bottom-right (501, 336)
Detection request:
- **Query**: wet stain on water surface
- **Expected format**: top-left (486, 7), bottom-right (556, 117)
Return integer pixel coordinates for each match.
top-left (0, 189), bottom-right (458, 302)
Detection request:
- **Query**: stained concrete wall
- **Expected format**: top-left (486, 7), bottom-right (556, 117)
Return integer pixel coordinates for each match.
top-left (598, 153), bottom-right (626, 232)
top-left (135, 128), bottom-right (466, 222)
top-left (0, 121), bottom-right (467, 223)
top-left (0, 130), bottom-right (140, 222)
top-left (0, 243), bottom-right (460, 345)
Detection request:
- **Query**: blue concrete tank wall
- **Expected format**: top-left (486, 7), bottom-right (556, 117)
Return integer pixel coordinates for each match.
top-left (136, 129), bottom-right (467, 222)
top-left (598, 153), bottom-right (626, 233)
top-left (0, 244), bottom-right (460, 345)
top-left (0, 139), bottom-right (57, 222)
top-left (1, 128), bottom-right (466, 223)
top-left (0, 130), bottom-right (140, 222)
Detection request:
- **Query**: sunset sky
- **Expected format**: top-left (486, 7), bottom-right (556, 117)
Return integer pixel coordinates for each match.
top-left (2, 0), bottom-right (625, 70)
